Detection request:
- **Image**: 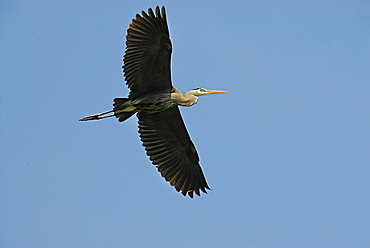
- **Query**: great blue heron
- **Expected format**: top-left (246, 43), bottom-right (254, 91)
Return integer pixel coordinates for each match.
top-left (80, 6), bottom-right (227, 198)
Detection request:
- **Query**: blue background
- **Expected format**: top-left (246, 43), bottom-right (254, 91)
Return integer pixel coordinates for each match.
top-left (1, 1), bottom-right (369, 247)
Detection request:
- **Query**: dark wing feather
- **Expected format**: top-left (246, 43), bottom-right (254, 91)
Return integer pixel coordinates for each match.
top-left (138, 107), bottom-right (210, 198)
top-left (124, 6), bottom-right (172, 99)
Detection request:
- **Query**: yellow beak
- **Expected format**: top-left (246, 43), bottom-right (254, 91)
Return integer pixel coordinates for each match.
top-left (205, 90), bottom-right (228, 95)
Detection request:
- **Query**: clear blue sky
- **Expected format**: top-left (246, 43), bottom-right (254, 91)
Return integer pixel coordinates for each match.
top-left (1, 1), bottom-right (369, 247)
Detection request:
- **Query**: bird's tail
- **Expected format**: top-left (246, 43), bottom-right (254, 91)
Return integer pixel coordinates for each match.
top-left (113, 98), bottom-right (136, 122)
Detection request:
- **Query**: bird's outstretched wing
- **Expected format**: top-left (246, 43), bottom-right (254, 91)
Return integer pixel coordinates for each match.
top-left (124, 6), bottom-right (172, 99)
top-left (138, 107), bottom-right (210, 198)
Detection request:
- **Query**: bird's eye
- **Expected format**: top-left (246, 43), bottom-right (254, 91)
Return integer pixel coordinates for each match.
top-left (200, 88), bottom-right (206, 92)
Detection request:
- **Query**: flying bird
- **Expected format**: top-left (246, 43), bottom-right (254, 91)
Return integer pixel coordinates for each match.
top-left (80, 6), bottom-right (227, 198)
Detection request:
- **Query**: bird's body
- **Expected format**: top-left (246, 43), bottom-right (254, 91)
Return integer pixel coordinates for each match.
top-left (80, 6), bottom-right (226, 198)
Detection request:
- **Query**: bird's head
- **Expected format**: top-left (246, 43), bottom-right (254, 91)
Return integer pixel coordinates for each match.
top-left (176, 87), bottom-right (228, 107)
top-left (190, 88), bottom-right (228, 96)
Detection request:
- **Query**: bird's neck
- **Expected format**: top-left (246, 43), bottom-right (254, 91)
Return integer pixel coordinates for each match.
top-left (179, 93), bottom-right (198, 107)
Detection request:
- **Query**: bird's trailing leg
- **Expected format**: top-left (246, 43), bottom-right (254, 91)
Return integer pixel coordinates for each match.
top-left (79, 110), bottom-right (115, 121)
